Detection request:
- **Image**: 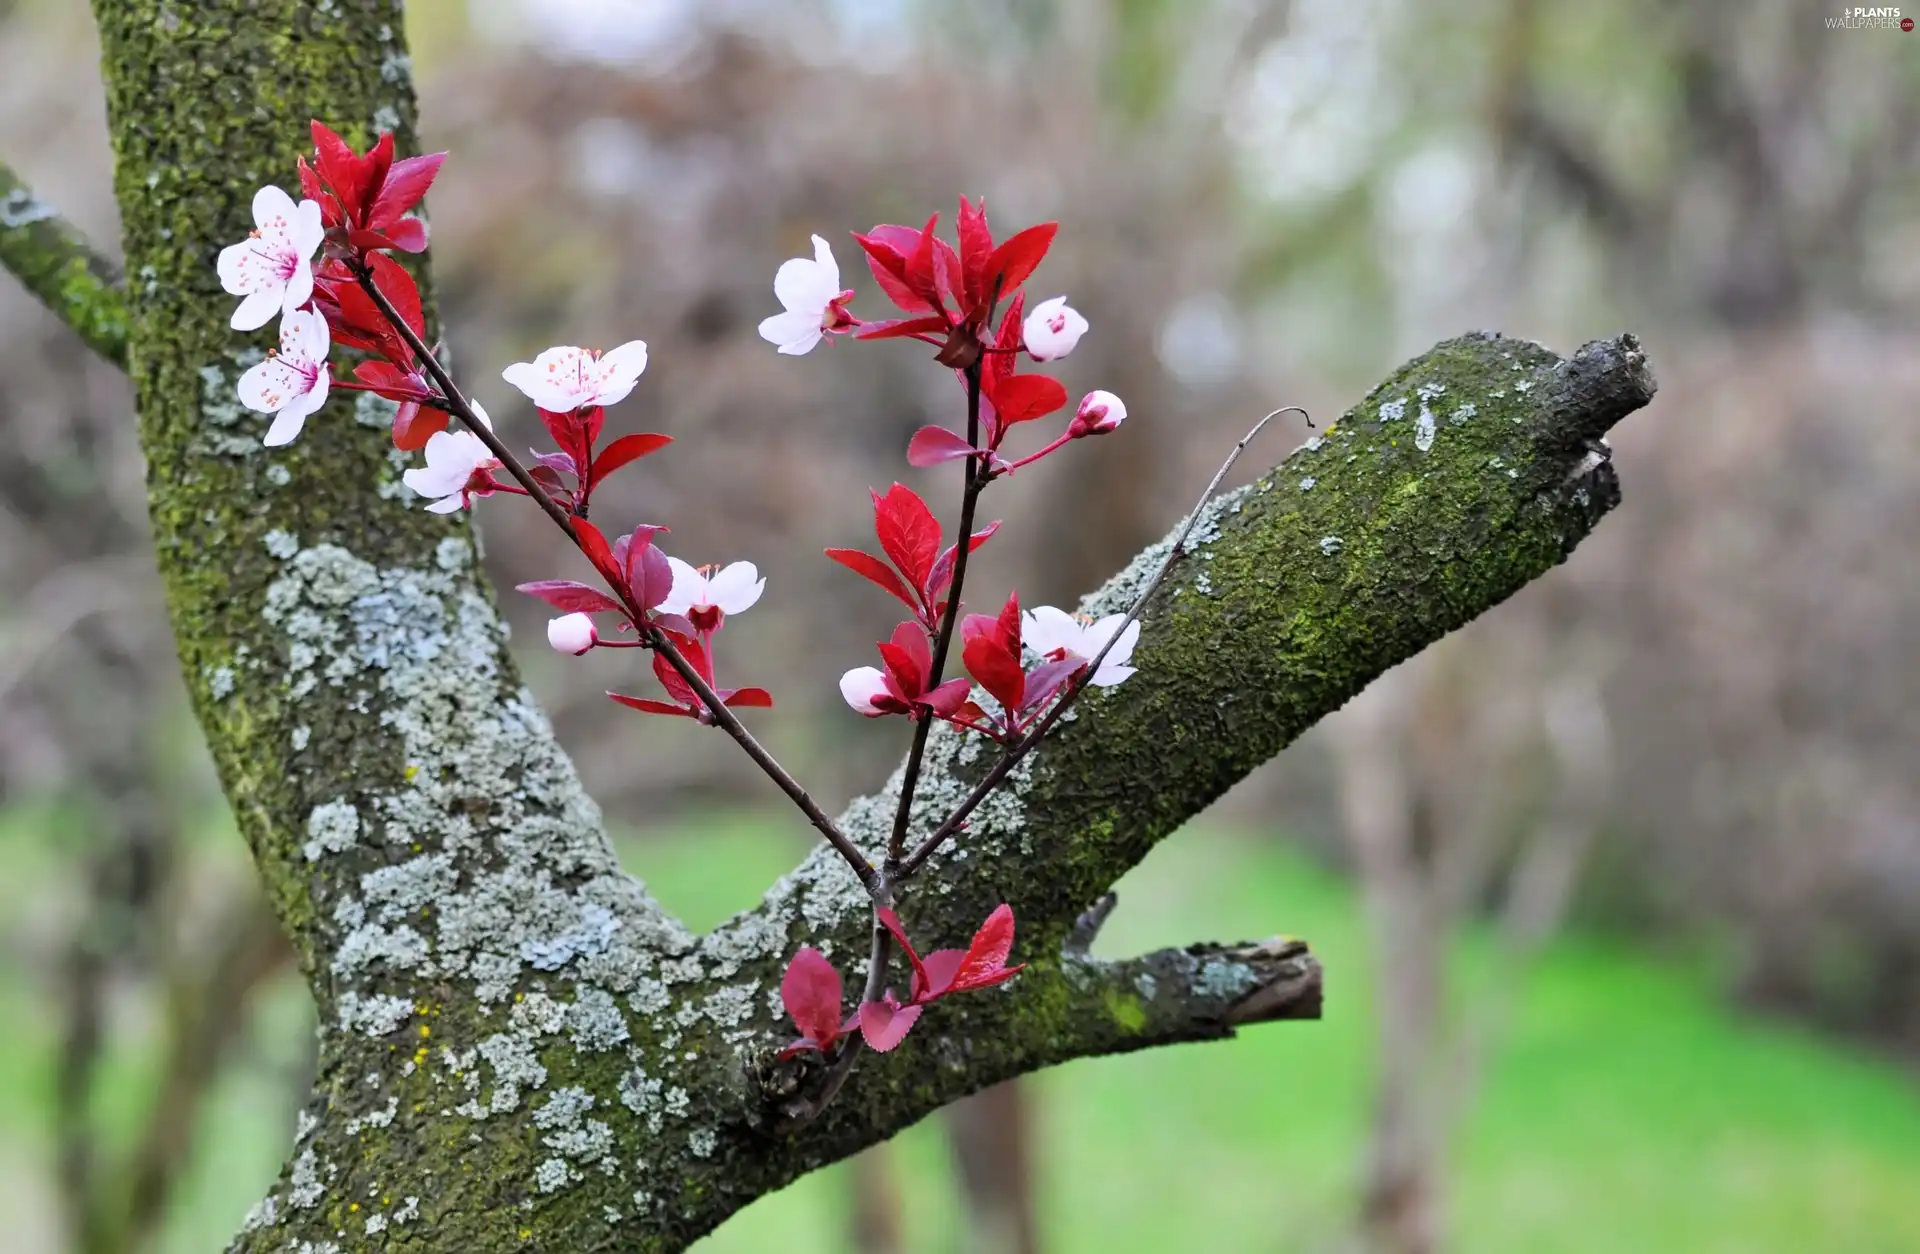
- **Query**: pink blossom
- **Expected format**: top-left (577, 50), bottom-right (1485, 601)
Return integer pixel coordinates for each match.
top-left (501, 342), bottom-right (649, 412)
top-left (758, 234), bottom-right (856, 355)
top-left (237, 308), bottom-right (331, 446)
top-left (401, 402), bottom-right (499, 513)
top-left (658, 559), bottom-right (765, 633)
top-left (1022, 295), bottom-right (1087, 362)
top-left (1068, 389), bottom-right (1126, 438)
top-left (838, 666), bottom-right (892, 715)
top-left (1021, 606), bottom-right (1140, 688)
top-left (217, 186), bottom-right (325, 331)
top-left (546, 613), bottom-right (598, 655)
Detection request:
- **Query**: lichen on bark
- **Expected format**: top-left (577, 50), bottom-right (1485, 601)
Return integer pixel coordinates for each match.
top-left (83, 0), bottom-right (1654, 1248)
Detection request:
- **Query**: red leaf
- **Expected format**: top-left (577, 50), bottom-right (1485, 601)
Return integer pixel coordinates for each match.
top-left (985, 374), bottom-right (1069, 428)
top-left (359, 131), bottom-right (396, 218)
top-left (858, 999), bottom-right (922, 1052)
top-left (724, 687), bottom-right (774, 709)
top-left (826, 548), bottom-right (921, 613)
top-left (963, 635), bottom-right (1025, 714)
top-left (592, 433), bottom-right (673, 482)
top-left (382, 216), bottom-right (429, 253)
top-left (607, 693), bottom-right (694, 719)
top-left (949, 905), bottom-right (1019, 992)
top-left (852, 315), bottom-right (950, 341)
top-left (924, 677), bottom-right (972, 718)
top-left (904, 213), bottom-right (942, 309)
top-left (991, 294), bottom-right (1027, 382)
top-left (956, 195), bottom-right (993, 309)
top-left (931, 236), bottom-right (963, 312)
top-left (875, 908), bottom-right (929, 994)
top-left (980, 223), bottom-right (1057, 299)
top-left (573, 519), bottom-right (620, 585)
top-left (872, 484), bottom-right (941, 595)
top-left (929, 520), bottom-right (1001, 598)
top-left (366, 254), bottom-right (424, 338)
top-left (906, 425), bottom-right (979, 468)
top-left (781, 947), bottom-right (847, 1049)
top-left (309, 120), bottom-right (359, 205)
top-left (391, 402), bottom-right (447, 452)
top-left (852, 228), bottom-right (932, 314)
top-left (516, 580), bottom-right (624, 615)
top-left (917, 949), bottom-right (967, 1001)
top-left (626, 531), bottom-right (674, 610)
top-left (372, 151), bottom-right (445, 227)
top-left (1021, 655), bottom-right (1083, 712)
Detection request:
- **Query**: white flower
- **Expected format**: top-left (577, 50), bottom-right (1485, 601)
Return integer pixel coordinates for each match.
top-left (501, 342), bottom-right (649, 412)
top-left (401, 402), bottom-right (497, 513)
top-left (757, 234), bottom-right (849, 356)
top-left (1069, 389), bottom-right (1126, 438)
top-left (237, 307), bottom-right (331, 446)
top-left (1023, 296), bottom-right (1088, 362)
top-left (547, 613), bottom-right (598, 655)
top-left (1021, 606), bottom-right (1141, 687)
top-left (217, 186), bottom-right (325, 332)
top-left (839, 666), bottom-right (890, 715)
top-left (659, 558), bottom-right (765, 631)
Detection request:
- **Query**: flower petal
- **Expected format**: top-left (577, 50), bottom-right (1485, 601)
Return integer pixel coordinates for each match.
top-left (658, 556), bottom-right (704, 617)
top-left (705, 562), bottom-right (764, 615)
top-left (594, 340), bottom-right (649, 406)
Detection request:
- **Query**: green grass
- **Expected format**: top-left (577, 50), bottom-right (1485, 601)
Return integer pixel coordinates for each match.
top-left (4, 810), bottom-right (1919, 1252)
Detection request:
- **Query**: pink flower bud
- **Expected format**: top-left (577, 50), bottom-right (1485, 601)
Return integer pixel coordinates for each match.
top-left (1068, 389), bottom-right (1126, 438)
top-left (1022, 296), bottom-right (1088, 362)
top-left (547, 613), bottom-right (598, 656)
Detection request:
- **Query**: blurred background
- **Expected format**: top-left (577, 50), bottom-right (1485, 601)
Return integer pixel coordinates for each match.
top-left (4, 0), bottom-right (1920, 1250)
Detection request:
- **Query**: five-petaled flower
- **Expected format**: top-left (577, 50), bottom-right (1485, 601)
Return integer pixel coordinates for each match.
top-left (238, 307), bottom-right (332, 446)
top-left (218, 186), bottom-right (325, 331)
top-left (402, 401), bottom-right (500, 513)
top-left (757, 235), bottom-right (857, 355)
top-left (1022, 296), bottom-right (1087, 362)
top-left (1069, 389), bottom-right (1126, 439)
top-left (547, 612), bottom-right (598, 655)
top-left (658, 559), bottom-right (766, 634)
top-left (502, 343), bottom-right (650, 413)
top-left (1022, 606), bottom-right (1141, 688)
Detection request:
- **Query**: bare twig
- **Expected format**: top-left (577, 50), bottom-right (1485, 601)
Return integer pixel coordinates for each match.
top-left (899, 406), bottom-right (1308, 876)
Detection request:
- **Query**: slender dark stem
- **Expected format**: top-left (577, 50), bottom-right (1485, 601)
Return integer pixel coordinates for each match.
top-left (353, 265), bottom-right (879, 894)
top-left (351, 267), bottom-right (578, 539)
top-left (899, 406), bottom-right (1307, 877)
top-left (884, 362), bottom-right (985, 868)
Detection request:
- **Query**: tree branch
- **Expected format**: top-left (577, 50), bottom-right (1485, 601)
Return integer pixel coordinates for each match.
top-left (81, 0), bottom-right (1657, 1240)
top-left (0, 160), bottom-right (128, 367)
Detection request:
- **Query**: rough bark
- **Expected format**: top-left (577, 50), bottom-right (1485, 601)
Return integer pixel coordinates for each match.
top-left (28, 2), bottom-right (1659, 1250)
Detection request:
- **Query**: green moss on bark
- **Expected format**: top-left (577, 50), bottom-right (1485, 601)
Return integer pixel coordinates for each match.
top-left (86, 0), bottom-right (1654, 1243)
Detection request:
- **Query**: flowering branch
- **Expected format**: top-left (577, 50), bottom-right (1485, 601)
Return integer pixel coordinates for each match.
top-left (899, 406), bottom-right (1310, 877)
top-left (883, 360), bottom-right (986, 868)
top-left (344, 218), bottom-right (878, 892)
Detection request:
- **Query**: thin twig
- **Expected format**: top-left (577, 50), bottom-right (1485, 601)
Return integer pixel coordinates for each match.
top-left (884, 362), bottom-right (985, 869)
top-left (899, 406), bottom-right (1308, 876)
top-left (353, 268), bottom-right (877, 892)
